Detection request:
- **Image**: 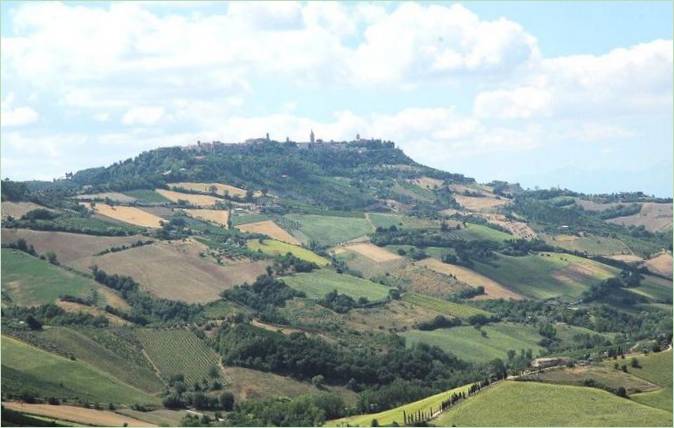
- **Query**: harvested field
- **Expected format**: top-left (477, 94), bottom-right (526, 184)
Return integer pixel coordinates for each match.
top-left (575, 199), bottom-right (623, 211)
top-left (155, 189), bottom-right (224, 207)
top-left (71, 239), bottom-right (269, 303)
top-left (1, 228), bottom-right (147, 265)
top-left (643, 252), bottom-right (673, 278)
top-left (454, 194), bottom-right (510, 212)
top-left (85, 203), bottom-right (164, 228)
top-left (75, 192), bottom-right (137, 203)
top-left (481, 214), bottom-right (536, 239)
top-left (184, 208), bottom-right (229, 227)
top-left (2, 402), bottom-right (154, 427)
top-left (237, 220), bottom-right (301, 245)
top-left (340, 242), bottom-right (402, 262)
top-left (1, 201), bottom-right (52, 220)
top-left (56, 300), bottom-right (130, 326)
top-left (449, 184), bottom-right (493, 196)
top-left (409, 176), bottom-right (444, 189)
top-left (418, 258), bottom-right (524, 300)
top-left (607, 254), bottom-right (644, 263)
top-left (169, 181), bottom-right (252, 198)
top-left (608, 202), bottom-right (673, 232)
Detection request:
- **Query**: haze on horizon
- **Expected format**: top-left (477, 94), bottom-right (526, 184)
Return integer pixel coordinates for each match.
top-left (1, 1), bottom-right (672, 196)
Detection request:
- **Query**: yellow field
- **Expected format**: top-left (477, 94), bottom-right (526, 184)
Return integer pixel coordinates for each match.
top-left (454, 194), bottom-right (510, 212)
top-left (644, 252), bottom-right (673, 278)
top-left (155, 189), bottom-right (224, 207)
top-left (340, 242), bottom-right (402, 262)
top-left (56, 300), bottom-right (130, 326)
top-left (237, 220), bottom-right (301, 245)
top-left (184, 209), bottom-right (229, 228)
top-left (170, 181), bottom-right (250, 198)
top-left (2, 402), bottom-right (154, 427)
top-left (418, 258), bottom-right (523, 300)
top-left (84, 203), bottom-right (164, 228)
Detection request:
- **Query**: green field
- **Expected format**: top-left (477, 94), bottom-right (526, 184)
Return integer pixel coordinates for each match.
top-left (543, 234), bottom-right (630, 256)
top-left (402, 322), bottom-right (545, 363)
top-left (1, 335), bottom-right (159, 405)
top-left (230, 213), bottom-right (273, 226)
top-left (247, 239), bottom-right (330, 266)
top-left (401, 292), bottom-right (489, 319)
top-left (367, 213), bottom-right (439, 230)
top-left (518, 365), bottom-right (659, 394)
top-left (203, 299), bottom-right (251, 319)
top-left (38, 327), bottom-right (164, 393)
top-left (625, 350), bottom-right (672, 412)
top-left (1, 249), bottom-right (114, 307)
top-left (454, 223), bottom-right (513, 242)
top-left (627, 275), bottom-right (673, 303)
top-left (122, 189), bottom-right (172, 203)
top-left (472, 252), bottom-right (618, 299)
top-left (135, 328), bottom-right (222, 384)
top-left (328, 383), bottom-right (473, 427)
top-left (281, 269), bottom-right (390, 300)
top-left (392, 181), bottom-right (436, 202)
top-left (281, 214), bottom-right (373, 246)
top-left (553, 323), bottom-right (618, 349)
top-left (435, 381), bottom-right (672, 426)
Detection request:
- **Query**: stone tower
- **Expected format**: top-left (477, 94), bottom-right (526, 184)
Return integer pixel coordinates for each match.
top-left (310, 129), bottom-right (315, 143)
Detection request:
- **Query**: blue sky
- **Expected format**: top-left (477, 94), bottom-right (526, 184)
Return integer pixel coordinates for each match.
top-left (1, 1), bottom-right (672, 195)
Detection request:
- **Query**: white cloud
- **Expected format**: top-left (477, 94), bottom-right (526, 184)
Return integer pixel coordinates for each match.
top-left (474, 39), bottom-right (673, 119)
top-left (122, 106), bottom-right (164, 126)
top-left (1, 94), bottom-right (39, 127)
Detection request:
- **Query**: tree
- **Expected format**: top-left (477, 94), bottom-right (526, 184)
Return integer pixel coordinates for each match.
top-left (630, 358), bottom-right (640, 368)
top-left (311, 374), bottom-right (325, 388)
top-left (371, 419), bottom-right (379, 427)
top-left (25, 315), bottom-right (42, 331)
top-left (218, 391), bottom-right (234, 411)
top-left (46, 251), bottom-right (59, 265)
top-left (208, 365), bottom-right (220, 378)
top-left (616, 387), bottom-right (627, 397)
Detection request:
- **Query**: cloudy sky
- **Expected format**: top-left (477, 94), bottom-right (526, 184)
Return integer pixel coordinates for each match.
top-left (1, 1), bottom-right (672, 195)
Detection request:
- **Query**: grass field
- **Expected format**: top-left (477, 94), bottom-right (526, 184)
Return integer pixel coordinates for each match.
top-left (122, 189), bottom-right (172, 203)
top-left (543, 234), bottom-right (631, 256)
top-left (2, 402), bottom-right (153, 427)
top-left (1, 335), bottom-right (159, 405)
top-left (281, 269), bottom-right (390, 300)
top-left (282, 214), bottom-right (374, 246)
top-left (393, 181), bottom-right (436, 202)
top-left (434, 381), bottom-right (672, 426)
top-left (247, 239), bottom-right (330, 266)
top-left (230, 213), bottom-right (273, 226)
top-left (628, 275), bottom-right (672, 303)
top-left (402, 322), bottom-right (545, 363)
top-left (472, 252), bottom-right (619, 299)
top-left (417, 258), bottom-right (522, 300)
top-left (37, 327), bottom-right (164, 393)
top-left (367, 213), bottom-right (439, 230)
top-left (237, 220), bottom-right (301, 245)
top-left (625, 350), bottom-right (672, 412)
top-left (518, 365), bottom-right (659, 394)
top-left (1, 249), bottom-right (124, 308)
top-left (334, 249), bottom-right (407, 279)
top-left (328, 383), bottom-right (473, 427)
top-left (401, 292), bottom-right (489, 319)
top-left (71, 240), bottom-right (268, 303)
top-left (135, 328), bottom-right (222, 384)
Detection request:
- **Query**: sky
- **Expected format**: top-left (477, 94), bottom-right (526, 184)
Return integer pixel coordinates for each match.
top-left (1, 1), bottom-right (672, 196)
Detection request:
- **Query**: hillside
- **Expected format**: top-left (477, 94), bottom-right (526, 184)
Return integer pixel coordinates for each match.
top-left (1, 138), bottom-right (672, 427)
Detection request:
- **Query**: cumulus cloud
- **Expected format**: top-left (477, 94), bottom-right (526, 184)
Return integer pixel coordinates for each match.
top-left (122, 106), bottom-right (165, 126)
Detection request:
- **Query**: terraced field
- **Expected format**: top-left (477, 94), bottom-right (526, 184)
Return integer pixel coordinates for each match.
top-left (1, 335), bottom-right (160, 405)
top-left (401, 292), bottom-right (489, 319)
top-left (402, 322), bottom-right (545, 363)
top-left (328, 383), bottom-right (473, 427)
top-left (434, 381), bottom-right (672, 426)
top-left (135, 329), bottom-right (222, 384)
top-left (472, 252), bottom-right (619, 299)
top-left (247, 239), bottom-right (330, 266)
top-left (1, 249), bottom-right (125, 308)
top-left (281, 270), bottom-right (390, 300)
top-left (281, 214), bottom-right (373, 246)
